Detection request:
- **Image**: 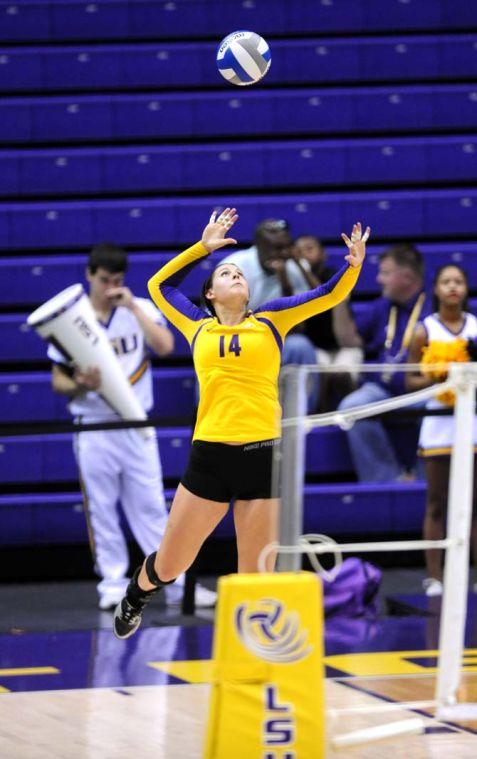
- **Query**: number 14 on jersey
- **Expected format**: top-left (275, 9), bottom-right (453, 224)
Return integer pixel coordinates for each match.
top-left (219, 334), bottom-right (241, 357)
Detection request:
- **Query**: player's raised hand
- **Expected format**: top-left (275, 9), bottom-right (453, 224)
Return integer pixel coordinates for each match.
top-left (201, 207), bottom-right (238, 253)
top-left (341, 222), bottom-right (370, 268)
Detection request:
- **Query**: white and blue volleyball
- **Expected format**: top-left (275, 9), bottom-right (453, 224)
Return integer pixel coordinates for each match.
top-left (216, 30), bottom-right (271, 86)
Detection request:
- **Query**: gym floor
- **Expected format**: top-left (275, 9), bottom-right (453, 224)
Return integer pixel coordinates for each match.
top-left (1, 568), bottom-right (477, 757)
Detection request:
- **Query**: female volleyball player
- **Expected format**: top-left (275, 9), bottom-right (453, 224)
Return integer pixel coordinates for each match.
top-left (114, 208), bottom-right (369, 638)
top-left (406, 264), bottom-right (477, 596)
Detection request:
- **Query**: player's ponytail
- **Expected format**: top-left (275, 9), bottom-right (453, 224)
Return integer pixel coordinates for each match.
top-left (200, 274), bottom-right (217, 317)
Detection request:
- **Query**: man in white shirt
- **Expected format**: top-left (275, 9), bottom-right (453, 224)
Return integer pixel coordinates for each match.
top-left (49, 242), bottom-right (216, 610)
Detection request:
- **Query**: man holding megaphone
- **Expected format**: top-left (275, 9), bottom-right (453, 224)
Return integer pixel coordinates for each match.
top-left (47, 242), bottom-right (217, 611)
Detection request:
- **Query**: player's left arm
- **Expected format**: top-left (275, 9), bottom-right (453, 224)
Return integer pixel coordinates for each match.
top-left (105, 287), bottom-right (174, 357)
top-left (255, 223), bottom-right (369, 339)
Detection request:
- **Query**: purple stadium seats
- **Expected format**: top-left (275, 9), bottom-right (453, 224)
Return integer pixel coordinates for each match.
top-left (303, 482), bottom-right (425, 534)
top-left (0, 86), bottom-right (476, 145)
top-left (19, 149), bottom-right (102, 195)
top-left (42, 47), bottom-right (121, 90)
top-left (0, 99), bottom-right (32, 141)
top-left (263, 141), bottom-right (347, 187)
top-left (1, 243), bottom-right (477, 313)
top-left (2, 36), bottom-right (476, 94)
top-left (50, 0), bottom-right (129, 41)
top-left (1, 314), bottom-right (190, 362)
top-left (428, 137), bottom-right (477, 182)
top-left (0, 135), bottom-right (476, 199)
top-left (0, 250), bottom-right (227, 306)
top-left (0, 2), bottom-right (51, 43)
top-left (0, 49), bottom-right (43, 91)
top-left (0, 428), bottom-right (192, 484)
top-left (31, 95), bottom-right (113, 142)
top-left (103, 147), bottom-right (184, 193)
top-left (360, 37), bottom-right (439, 80)
top-left (0, 481), bottom-right (427, 547)
top-left (345, 139), bottom-right (428, 184)
top-left (0, 425), bottom-right (355, 483)
top-left (432, 85), bottom-right (477, 129)
top-left (0, 1), bottom-right (473, 45)
top-left (0, 369), bottom-right (196, 423)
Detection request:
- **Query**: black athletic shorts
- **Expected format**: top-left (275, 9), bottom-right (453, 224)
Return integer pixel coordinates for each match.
top-left (181, 438), bottom-right (280, 503)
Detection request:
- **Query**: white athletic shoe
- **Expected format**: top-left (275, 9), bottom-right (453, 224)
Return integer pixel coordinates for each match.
top-left (194, 584), bottom-right (218, 608)
top-left (423, 578), bottom-right (443, 597)
top-left (99, 594), bottom-right (125, 611)
top-left (166, 583), bottom-right (217, 608)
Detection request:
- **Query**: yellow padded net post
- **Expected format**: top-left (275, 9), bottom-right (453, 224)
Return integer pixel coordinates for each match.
top-left (204, 572), bottom-right (325, 759)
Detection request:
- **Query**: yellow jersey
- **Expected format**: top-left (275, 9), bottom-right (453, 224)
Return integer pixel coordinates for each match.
top-left (148, 242), bottom-right (361, 443)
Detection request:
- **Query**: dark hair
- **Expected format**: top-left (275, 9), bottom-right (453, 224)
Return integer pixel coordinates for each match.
top-left (200, 271), bottom-right (217, 317)
top-left (379, 243), bottom-right (424, 280)
top-left (254, 218), bottom-right (290, 244)
top-left (432, 263), bottom-right (469, 312)
top-left (87, 242), bottom-right (128, 274)
top-left (295, 234), bottom-right (323, 248)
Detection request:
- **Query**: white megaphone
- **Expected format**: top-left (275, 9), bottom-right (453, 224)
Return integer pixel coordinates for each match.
top-left (27, 283), bottom-right (147, 422)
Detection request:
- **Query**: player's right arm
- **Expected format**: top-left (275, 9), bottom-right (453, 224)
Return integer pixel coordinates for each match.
top-left (147, 208), bottom-right (238, 343)
top-left (51, 363), bottom-right (101, 398)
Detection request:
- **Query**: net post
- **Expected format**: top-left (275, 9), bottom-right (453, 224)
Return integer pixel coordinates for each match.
top-left (275, 365), bottom-right (308, 572)
top-left (436, 363), bottom-right (477, 712)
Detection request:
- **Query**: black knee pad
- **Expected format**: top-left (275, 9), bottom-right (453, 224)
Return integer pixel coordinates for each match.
top-left (145, 552), bottom-right (175, 587)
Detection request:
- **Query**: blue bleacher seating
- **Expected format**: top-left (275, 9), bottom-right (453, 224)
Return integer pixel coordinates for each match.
top-left (3, 189), bottom-right (477, 251)
top-left (0, 482), bottom-right (426, 547)
top-left (0, 1), bottom-right (474, 45)
top-left (0, 136), bottom-right (476, 200)
top-left (50, 1), bottom-right (130, 42)
top-left (0, 369), bottom-right (196, 422)
top-left (19, 149), bottom-right (103, 195)
top-left (2, 85), bottom-right (477, 145)
top-left (31, 95), bottom-right (113, 142)
top-left (0, 426), bottom-right (353, 483)
top-left (1, 243), bottom-right (476, 314)
top-left (0, 428), bottom-right (192, 484)
top-left (1, 314), bottom-right (190, 362)
top-left (4, 36), bottom-right (476, 94)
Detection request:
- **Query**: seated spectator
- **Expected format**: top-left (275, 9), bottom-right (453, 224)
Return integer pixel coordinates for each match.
top-left (293, 234), bottom-right (363, 410)
top-left (337, 243), bottom-right (432, 482)
top-left (226, 219), bottom-right (319, 411)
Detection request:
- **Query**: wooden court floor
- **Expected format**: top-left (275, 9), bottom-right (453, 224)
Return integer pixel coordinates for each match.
top-left (1, 670), bottom-right (477, 757)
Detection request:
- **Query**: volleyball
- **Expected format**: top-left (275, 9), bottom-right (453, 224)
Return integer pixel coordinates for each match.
top-left (216, 30), bottom-right (271, 86)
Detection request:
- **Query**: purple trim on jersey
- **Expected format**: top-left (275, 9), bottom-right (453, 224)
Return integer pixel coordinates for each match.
top-left (254, 263), bottom-right (349, 314)
top-left (191, 320), bottom-right (212, 354)
top-left (98, 306), bottom-right (117, 330)
top-left (161, 285), bottom-right (207, 322)
top-left (155, 257), bottom-right (209, 322)
top-left (256, 317), bottom-right (283, 352)
top-left (436, 312), bottom-right (469, 337)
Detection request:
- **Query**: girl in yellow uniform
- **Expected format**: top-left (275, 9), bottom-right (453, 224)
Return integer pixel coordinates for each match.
top-left (114, 208), bottom-right (369, 638)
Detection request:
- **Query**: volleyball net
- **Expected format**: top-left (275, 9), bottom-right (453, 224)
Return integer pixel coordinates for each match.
top-left (266, 360), bottom-right (477, 746)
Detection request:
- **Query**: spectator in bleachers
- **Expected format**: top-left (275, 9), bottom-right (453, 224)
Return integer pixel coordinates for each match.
top-left (293, 234), bottom-right (363, 410)
top-left (226, 218), bottom-right (319, 410)
top-left (48, 242), bottom-right (216, 611)
top-left (337, 244), bottom-right (432, 482)
top-left (406, 264), bottom-right (477, 596)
